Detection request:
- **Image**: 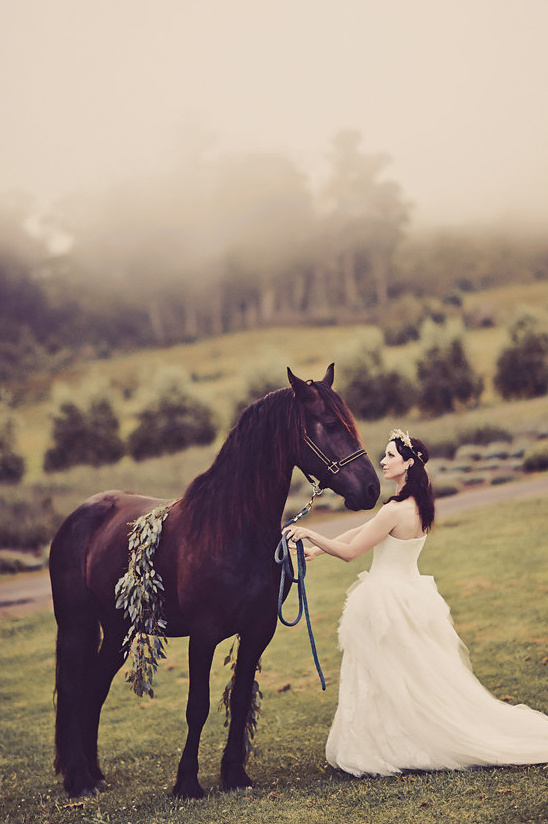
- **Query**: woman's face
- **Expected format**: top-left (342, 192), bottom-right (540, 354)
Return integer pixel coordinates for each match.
top-left (380, 440), bottom-right (411, 482)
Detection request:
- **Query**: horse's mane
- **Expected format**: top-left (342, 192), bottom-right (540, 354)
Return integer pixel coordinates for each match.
top-left (179, 379), bottom-right (360, 549)
top-left (180, 387), bottom-right (303, 546)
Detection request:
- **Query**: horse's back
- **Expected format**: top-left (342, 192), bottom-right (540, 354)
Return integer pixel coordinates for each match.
top-left (49, 490), bottom-right (168, 619)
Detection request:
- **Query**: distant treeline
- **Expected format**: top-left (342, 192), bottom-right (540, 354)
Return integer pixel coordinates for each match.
top-left (1, 130), bottom-right (547, 395)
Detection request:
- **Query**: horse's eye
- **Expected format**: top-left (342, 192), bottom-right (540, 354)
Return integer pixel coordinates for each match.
top-left (324, 420), bottom-right (340, 432)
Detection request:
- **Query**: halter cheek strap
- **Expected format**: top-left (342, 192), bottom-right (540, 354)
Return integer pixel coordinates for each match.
top-left (302, 434), bottom-right (368, 488)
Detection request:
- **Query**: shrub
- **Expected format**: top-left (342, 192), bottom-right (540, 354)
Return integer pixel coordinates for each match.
top-left (0, 451), bottom-right (25, 485)
top-left (0, 488), bottom-right (62, 549)
top-left (416, 338), bottom-right (483, 416)
top-left (0, 550), bottom-right (45, 574)
top-left (427, 439), bottom-right (458, 459)
top-left (383, 322), bottom-right (421, 347)
top-left (0, 404), bottom-right (25, 484)
top-left (442, 293), bottom-right (462, 307)
top-left (522, 443), bottom-right (548, 473)
top-left (128, 387), bottom-right (216, 461)
top-left (491, 475), bottom-right (519, 486)
top-left (484, 442), bottom-right (512, 460)
top-left (432, 481), bottom-right (460, 498)
top-left (232, 372), bottom-right (286, 424)
top-left (494, 321), bottom-right (548, 400)
top-left (344, 369), bottom-right (416, 421)
top-left (43, 398), bottom-right (124, 472)
top-left (337, 347), bottom-right (416, 422)
top-left (454, 444), bottom-right (485, 462)
top-left (429, 310), bottom-right (446, 325)
top-left (454, 277), bottom-right (476, 292)
top-left (457, 425), bottom-right (513, 446)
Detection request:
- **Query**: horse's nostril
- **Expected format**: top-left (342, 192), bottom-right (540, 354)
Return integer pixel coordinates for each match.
top-left (368, 482), bottom-right (380, 501)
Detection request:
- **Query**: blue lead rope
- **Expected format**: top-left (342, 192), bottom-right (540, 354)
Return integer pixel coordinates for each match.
top-left (274, 497), bottom-right (326, 690)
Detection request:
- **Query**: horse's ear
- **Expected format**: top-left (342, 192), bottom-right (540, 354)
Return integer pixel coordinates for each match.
top-left (287, 367), bottom-right (317, 401)
top-left (322, 363), bottom-right (335, 387)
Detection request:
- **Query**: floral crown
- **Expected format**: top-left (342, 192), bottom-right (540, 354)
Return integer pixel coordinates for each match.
top-left (389, 428), bottom-right (425, 464)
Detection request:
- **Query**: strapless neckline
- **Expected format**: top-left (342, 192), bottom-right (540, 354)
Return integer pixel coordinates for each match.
top-left (386, 533), bottom-right (426, 543)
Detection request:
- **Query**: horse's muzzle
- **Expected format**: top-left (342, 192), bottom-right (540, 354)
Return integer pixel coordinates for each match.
top-left (344, 481), bottom-right (380, 511)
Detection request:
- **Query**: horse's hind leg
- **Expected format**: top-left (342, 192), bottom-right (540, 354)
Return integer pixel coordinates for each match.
top-left (172, 634), bottom-right (216, 799)
top-left (83, 627), bottom-right (126, 788)
top-left (54, 611), bottom-right (104, 796)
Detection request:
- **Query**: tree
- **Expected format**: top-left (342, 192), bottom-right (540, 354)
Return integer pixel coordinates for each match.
top-left (494, 317), bottom-right (548, 400)
top-left (0, 407), bottom-right (25, 484)
top-left (321, 130), bottom-right (411, 309)
top-left (231, 366), bottom-right (287, 424)
top-left (338, 348), bottom-right (416, 421)
top-left (416, 339), bottom-right (483, 416)
top-left (127, 386), bottom-right (217, 461)
top-left (43, 399), bottom-right (124, 472)
top-left (208, 152), bottom-right (315, 329)
top-left (0, 192), bottom-right (57, 384)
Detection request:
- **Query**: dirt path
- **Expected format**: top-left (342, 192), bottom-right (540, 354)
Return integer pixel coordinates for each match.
top-left (318, 473), bottom-right (548, 537)
top-left (0, 475), bottom-right (546, 620)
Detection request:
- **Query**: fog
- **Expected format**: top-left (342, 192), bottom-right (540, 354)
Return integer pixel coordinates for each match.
top-left (0, 0), bottom-right (547, 229)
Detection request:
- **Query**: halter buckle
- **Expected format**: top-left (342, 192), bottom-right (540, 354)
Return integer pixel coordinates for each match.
top-left (327, 461), bottom-right (340, 474)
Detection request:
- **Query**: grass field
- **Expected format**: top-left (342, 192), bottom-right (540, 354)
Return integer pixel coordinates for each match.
top-left (1, 495), bottom-right (547, 823)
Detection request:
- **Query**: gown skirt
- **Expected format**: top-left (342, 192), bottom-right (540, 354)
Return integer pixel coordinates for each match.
top-left (325, 534), bottom-right (548, 777)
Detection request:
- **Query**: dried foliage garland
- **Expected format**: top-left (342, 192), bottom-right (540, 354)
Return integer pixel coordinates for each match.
top-left (219, 637), bottom-right (263, 763)
top-left (114, 503), bottom-right (172, 697)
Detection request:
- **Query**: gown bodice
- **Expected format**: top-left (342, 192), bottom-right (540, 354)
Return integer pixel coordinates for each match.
top-left (368, 533), bottom-right (427, 580)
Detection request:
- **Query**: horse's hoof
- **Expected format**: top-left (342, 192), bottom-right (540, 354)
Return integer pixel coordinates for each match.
top-left (65, 775), bottom-right (107, 798)
top-left (222, 766), bottom-right (253, 792)
top-left (78, 786), bottom-right (100, 797)
top-left (172, 779), bottom-right (205, 800)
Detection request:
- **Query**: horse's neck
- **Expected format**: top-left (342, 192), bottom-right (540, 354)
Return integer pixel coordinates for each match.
top-left (216, 397), bottom-right (298, 521)
top-left (237, 455), bottom-right (294, 526)
top-left (181, 424), bottom-right (296, 543)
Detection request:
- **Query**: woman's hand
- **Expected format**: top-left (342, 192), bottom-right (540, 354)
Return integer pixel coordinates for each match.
top-left (303, 544), bottom-right (324, 561)
top-left (283, 526), bottom-right (324, 561)
top-left (284, 524), bottom-right (319, 546)
top-left (283, 525), bottom-right (311, 545)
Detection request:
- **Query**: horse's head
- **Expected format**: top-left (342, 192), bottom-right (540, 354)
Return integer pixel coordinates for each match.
top-left (288, 363), bottom-right (380, 511)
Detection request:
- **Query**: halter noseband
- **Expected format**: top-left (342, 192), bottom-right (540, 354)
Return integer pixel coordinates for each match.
top-left (302, 434), bottom-right (367, 486)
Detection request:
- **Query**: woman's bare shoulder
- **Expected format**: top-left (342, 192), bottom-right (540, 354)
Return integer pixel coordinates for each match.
top-left (386, 498), bottom-right (423, 538)
top-left (382, 498), bottom-right (416, 515)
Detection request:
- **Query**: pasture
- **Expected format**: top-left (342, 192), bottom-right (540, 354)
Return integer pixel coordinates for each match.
top-left (1, 495), bottom-right (547, 824)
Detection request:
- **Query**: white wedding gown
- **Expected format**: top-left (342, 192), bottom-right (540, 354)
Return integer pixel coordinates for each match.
top-left (326, 533), bottom-right (548, 776)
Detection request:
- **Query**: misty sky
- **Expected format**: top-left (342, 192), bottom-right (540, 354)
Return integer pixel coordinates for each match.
top-left (0, 0), bottom-right (547, 228)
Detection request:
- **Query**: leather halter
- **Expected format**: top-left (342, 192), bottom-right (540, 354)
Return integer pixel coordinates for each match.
top-left (302, 434), bottom-right (368, 487)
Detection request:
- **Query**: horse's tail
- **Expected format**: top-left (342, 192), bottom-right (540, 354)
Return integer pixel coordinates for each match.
top-left (53, 612), bottom-right (102, 778)
top-left (50, 497), bottom-right (115, 790)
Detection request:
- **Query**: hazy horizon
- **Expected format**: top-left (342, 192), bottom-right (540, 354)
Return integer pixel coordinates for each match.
top-left (1, 0), bottom-right (547, 230)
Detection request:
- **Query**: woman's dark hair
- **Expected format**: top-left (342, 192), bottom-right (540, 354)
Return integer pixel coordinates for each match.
top-left (385, 435), bottom-right (435, 531)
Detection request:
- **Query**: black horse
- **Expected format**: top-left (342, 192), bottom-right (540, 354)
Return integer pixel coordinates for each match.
top-left (49, 364), bottom-right (380, 798)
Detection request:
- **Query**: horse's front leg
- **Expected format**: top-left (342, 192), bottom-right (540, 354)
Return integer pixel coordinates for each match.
top-left (220, 618), bottom-right (276, 791)
top-left (172, 634), bottom-right (215, 799)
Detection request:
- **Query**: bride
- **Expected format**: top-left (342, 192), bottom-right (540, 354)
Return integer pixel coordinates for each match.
top-left (284, 429), bottom-right (548, 776)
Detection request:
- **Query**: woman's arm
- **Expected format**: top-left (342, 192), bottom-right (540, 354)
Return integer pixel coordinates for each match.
top-left (299, 523), bottom-right (370, 560)
top-left (283, 504), bottom-right (398, 562)
top-left (329, 523), bottom-right (367, 544)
